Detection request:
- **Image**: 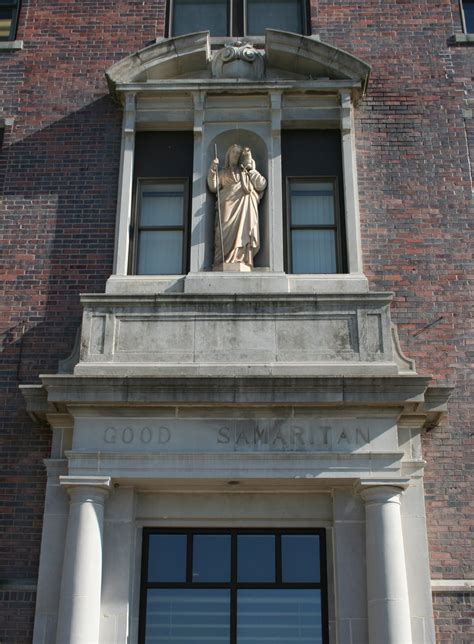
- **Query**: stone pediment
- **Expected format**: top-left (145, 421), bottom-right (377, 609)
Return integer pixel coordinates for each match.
top-left (106, 29), bottom-right (371, 94)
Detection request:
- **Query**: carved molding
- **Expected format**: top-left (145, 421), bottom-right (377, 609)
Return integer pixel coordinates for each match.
top-left (211, 41), bottom-right (265, 80)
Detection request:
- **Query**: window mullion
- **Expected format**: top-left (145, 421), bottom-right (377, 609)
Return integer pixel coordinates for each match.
top-left (230, 531), bottom-right (237, 644)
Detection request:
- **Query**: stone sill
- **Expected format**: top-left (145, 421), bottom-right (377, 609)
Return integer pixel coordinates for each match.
top-left (431, 579), bottom-right (474, 593)
top-left (0, 40), bottom-right (23, 50)
top-left (106, 272), bottom-right (369, 295)
top-left (449, 33), bottom-right (474, 45)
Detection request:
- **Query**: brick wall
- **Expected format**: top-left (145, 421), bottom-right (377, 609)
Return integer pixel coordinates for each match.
top-left (1, 0), bottom-right (472, 641)
top-left (0, 589), bottom-right (36, 644)
top-left (433, 592), bottom-right (474, 643)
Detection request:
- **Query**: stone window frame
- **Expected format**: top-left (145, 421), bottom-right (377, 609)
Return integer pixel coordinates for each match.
top-left (138, 527), bottom-right (329, 644)
top-left (166, 0), bottom-right (310, 39)
top-left (106, 31), bottom-right (371, 294)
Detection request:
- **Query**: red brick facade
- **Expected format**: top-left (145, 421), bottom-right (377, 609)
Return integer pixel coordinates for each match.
top-left (1, 1), bottom-right (472, 641)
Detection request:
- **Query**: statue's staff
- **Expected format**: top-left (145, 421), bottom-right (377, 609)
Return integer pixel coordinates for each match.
top-left (214, 143), bottom-right (225, 266)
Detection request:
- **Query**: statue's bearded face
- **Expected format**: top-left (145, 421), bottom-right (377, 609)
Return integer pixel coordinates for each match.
top-left (228, 145), bottom-right (242, 166)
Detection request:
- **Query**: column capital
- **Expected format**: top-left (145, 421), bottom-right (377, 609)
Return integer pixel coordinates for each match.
top-left (60, 475), bottom-right (112, 503)
top-left (356, 479), bottom-right (410, 505)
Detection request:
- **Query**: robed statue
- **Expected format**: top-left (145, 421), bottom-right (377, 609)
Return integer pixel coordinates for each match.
top-left (207, 144), bottom-right (267, 271)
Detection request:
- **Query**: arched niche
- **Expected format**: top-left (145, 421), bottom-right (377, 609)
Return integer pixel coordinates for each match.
top-left (204, 129), bottom-right (269, 270)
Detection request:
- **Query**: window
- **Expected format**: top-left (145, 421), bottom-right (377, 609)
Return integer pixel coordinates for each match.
top-left (168, 0), bottom-right (309, 37)
top-left (134, 179), bottom-right (188, 275)
top-left (287, 178), bottom-right (341, 274)
top-left (139, 528), bottom-right (328, 644)
top-left (132, 132), bottom-right (193, 276)
top-left (0, 0), bottom-right (20, 40)
top-left (282, 130), bottom-right (347, 274)
top-left (462, 0), bottom-right (474, 32)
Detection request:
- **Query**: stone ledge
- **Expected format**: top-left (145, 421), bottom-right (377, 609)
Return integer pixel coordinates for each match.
top-left (0, 40), bottom-right (23, 50)
top-left (431, 579), bottom-right (474, 593)
top-left (449, 33), bottom-right (474, 45)
top-left (38, 373), bottom-right (432, 406)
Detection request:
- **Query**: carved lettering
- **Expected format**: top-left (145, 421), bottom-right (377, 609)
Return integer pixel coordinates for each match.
top-left (141, 426), bottom-right (152, 444)
top-left (290, 426), bottom-right (305, 447)
top-left (236, 430), bottom-right (250, 445)
top-left (122, 427), bottom-right (134, 444)
top-left (213, 423), bottom-right (371, 451)
top-left (104, 427), bottom-right (116, 443)
top-left (321, 427), bottom-right (331, 445)
top-left (254, 427), bottom-right (268, 445)
top-left (158, 426), bottom-right (171, 444)
top-left (272, 428), bottom-right (287, 447)
top-left (337, 430), bottom-right (350, 444)
top-left (217, 427), bottom-right (231, 443)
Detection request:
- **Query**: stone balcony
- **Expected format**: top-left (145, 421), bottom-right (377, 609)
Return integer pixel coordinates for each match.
top-left (75, 291), bottom-right (414, 378)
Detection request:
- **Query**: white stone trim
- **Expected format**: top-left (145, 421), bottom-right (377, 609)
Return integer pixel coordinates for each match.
top-left (340, 91), bottom-right (363, 274)
top-left (359, 483), bottom-right (413, 644)
top-left (0, 40), bottom-right (23, 50)
top-left (113, 93), bottom-right (136, 275)
top-left (431, 579), bottom-right (474, 592)
top-left (59, 475), bottom-right (112, 491)
top-left (55, 476), bottom-right (112, 644)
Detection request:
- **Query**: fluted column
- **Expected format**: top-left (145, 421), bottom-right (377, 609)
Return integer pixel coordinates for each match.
top-left (55, 476), bottom-right (112, 644)
top-left (359, 484), bottom-right (412, 644)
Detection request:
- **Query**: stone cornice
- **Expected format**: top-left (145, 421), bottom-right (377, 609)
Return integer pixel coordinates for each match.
top-left (106, 30), bottom-right (371, 100)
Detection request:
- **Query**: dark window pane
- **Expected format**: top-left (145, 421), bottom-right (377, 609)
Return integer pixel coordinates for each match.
top-left (237, 534), bottom-right (275, 582)
top-left (172, 0), bottom-right (228, 36)
top-left (0, 8), bottom-right (14, 40)
top-left (193, 535), bottom-right (231, 583)
top-left (464, 1), bottom-right (474, 32)
top-left (137, 230), bottom-right (183, 275)
top-left (292, 229), bottom-right (337, 273)
top-left (145, 589), bottom-right (230, 643)
top-left (140, 183), bottom-right (184, 227)
top-left (290, 181), bottom-right (335, 226)
top-left (247, 0), bottom-right (303, 35)
top-left (148, 534), bottom-right (187, 582)
top-left (237, 589), bottom-right (322, 644)
top-left (282, 535), bottom-right (320, 583)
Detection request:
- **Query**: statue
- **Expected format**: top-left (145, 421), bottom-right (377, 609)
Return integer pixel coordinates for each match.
top-left (207, 144), bottom-right (267, 271)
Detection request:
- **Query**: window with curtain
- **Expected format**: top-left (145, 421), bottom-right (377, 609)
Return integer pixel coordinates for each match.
top-left (287, 179), bottom-right (341, 274)
top-left (131, 131), bottom-right (193, 276)
top-left (0, 0), bottom-right (20, 40)
top-left (134, 180), bottom-right (188, 275)
top-left (168, 0), bottom-right (308, 37)
top-left (139, 528), bottom-right (328, 644)
top-left (282, 130), bottom-right (346, 274)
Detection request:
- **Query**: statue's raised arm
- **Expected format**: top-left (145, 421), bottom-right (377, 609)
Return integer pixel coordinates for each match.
top-left (208, 144), bottom-right (267, 271)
